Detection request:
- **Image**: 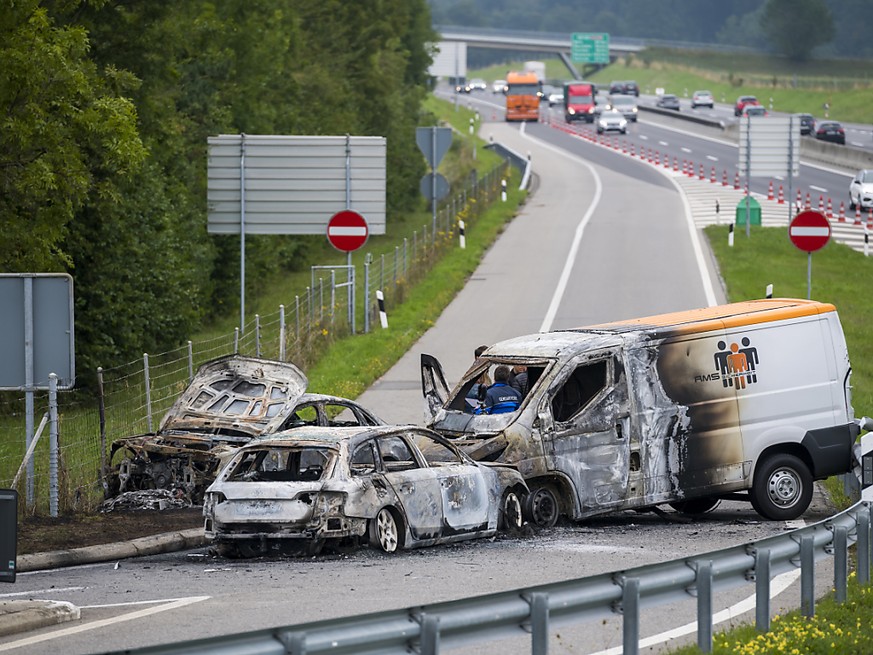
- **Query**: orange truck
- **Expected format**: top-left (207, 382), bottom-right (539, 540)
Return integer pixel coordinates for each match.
top-left (504, 71), bottom-right (541, 122)
top-left (563, 81), bottom-right (597, 123)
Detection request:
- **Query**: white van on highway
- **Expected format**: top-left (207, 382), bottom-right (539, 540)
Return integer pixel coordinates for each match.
top-left (422, 299), bottom-right (863, 526)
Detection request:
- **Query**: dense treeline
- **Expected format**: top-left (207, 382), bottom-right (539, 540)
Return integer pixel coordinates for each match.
top-left (1, 0), bottom-right (435, 383)
top-left (429, 0), bottom-right (872, 60)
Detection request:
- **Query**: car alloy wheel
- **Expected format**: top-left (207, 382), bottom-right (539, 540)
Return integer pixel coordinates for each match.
top-left (371, 507), bottom-right (400, 553)
top-left (500, 491), bottom-right (524, 531)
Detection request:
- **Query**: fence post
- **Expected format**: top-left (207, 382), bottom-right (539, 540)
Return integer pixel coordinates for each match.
top-left (143, 353), bottom-right (153, 433)
top-left (319, 278), bottom-right (324, 325)
top-left (380, 254), bottom-right (385, 293)
top-left (530, 592), bottom-right (549, 655)
top-left (279, 305), bottom-right (286, 361)
top-left (234, 328), bottom-right (240, 354)
top-left (255, 314), bottom-right (261, 357)
top-left (48, 373), bottom-right (58, 518)
top-left (622, 577), bottom-right (640, 655)
top-left (419, 614), bottom-right (440, 655)
top-left (835, 525), bottom-right (848, 603)
top-left (295, 296), bottom-right (300, 346)
top-left (364, 257), bottom-right (371, 334)
top-left (393, 246), bottom-right (399, 288)
top-left (97, 366), bottom-right (107, 494)
top-left (330, 271), bottom-right (336, 326)
top-left (755, 548), bottom-right (771, 632)
top-left (696, 560), bottom-right (713, 653)
top-left (403, 238), bottom-right (408, 277)
top-left (187, 341), bottom-right (194, 382)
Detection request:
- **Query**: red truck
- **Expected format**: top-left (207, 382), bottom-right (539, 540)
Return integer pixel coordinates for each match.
top-left (563, 81), bottom-right (597, 123)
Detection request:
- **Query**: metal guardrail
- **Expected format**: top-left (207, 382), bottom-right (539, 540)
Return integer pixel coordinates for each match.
top-left (117, 501), bottom-right (873, 655)
top-left (637, 103), bottom-right (725, 130)
top-left (485, 142), bottom-right (531, 189)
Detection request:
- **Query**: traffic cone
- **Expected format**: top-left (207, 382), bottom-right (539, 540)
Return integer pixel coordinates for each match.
top-left (722, 170), bottom-right (728, 186)
top-left (622, 140), bottom-right (627, 154)
top-left (777, 185), bottom-right (784, 204)
top-left (855, 206), bottom-right (862, 225)
top-left (630, 143), bottom-right (636, 157)
top-left (699, 164), bottom-right (705, 180)
top-left (710, 167), bottom-right (716, 183)
top-left (838, 201), bottom-right (845, 222)
top-left (796, 189), bottom-right (802, 207)
top-left (805, 192), bottom-right (811, 209)
top-left (818, 195), bottom-right (824, 211)
top-left (688, 161), bottom-right (695, 178)
top-left (767, 181), bottom-right (774, 200)
top-left (734, 172), bottom-right (740, 190)
top-left (868, 208), bottom-right (873, 227)
top-left (655, 151), bottom-right (660, 166)
top-left (673, 157), bottom-right (679, 172)
top-left (826, 197), bottom-right (833, 218)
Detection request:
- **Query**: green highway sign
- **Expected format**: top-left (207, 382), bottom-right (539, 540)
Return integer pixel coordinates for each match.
top-left (571, 32), bottom-right (610, 64)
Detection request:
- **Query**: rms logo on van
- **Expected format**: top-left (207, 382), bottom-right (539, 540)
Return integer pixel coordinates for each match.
top-left (694, 338), bottom-right (760, 389)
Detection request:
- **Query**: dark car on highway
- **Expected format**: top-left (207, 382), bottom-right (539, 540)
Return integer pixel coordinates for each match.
top-left (656, 94), bottom-right (681, 111)
top-left (609, 80), bottom-right (639, 96)
top-left (815, 121), bottom-right (846, 145)
top-left (798, 114), bottom-right (816, 135)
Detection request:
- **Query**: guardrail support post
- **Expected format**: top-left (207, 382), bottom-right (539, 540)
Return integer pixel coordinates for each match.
top-left (859, 508), bottom-right (870, 585)
top-left (800, 535), bottom-right (815, 617)
top-left (278, 631), bottom-right (306, 655)
top-left (420, 614), bottom-right (440, 655)
top-left (755, 548), bottom-right (771, 632)
top-left (697, 560), bottom-right (713, 653)
top-left (530, 592), bottom-right (549, 655)
top-left (622, 577), bottom-right (640, 655)
top-left (835, 525), bottom-right (848, 603)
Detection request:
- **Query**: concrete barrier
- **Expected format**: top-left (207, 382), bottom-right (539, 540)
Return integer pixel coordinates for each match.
top-left (638, 103), bottom-right (725, 129)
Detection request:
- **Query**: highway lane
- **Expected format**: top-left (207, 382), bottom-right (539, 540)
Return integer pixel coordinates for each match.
top-left (0, 93), bottom-right (846, 655)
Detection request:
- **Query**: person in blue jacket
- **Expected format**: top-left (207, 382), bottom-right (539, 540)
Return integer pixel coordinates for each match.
top-left (480, 365), bottom-right (522, 414)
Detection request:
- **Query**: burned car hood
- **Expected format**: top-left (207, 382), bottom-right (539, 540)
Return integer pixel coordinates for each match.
top-left (159, 355), bottom-right (308, 438)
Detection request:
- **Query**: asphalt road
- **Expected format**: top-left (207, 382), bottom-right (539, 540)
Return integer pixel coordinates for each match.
top-left (0, 100), bottom-right (847, 655)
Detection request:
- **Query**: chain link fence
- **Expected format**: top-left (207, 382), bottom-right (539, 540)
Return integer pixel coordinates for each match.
top-left (0, 159), bottom-right (511, 516)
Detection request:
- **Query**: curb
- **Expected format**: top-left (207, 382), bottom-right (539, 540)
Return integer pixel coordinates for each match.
top-left (0, 600), bottom-right (80, 638)
top-left (16, 527), bottom-right (206, 573)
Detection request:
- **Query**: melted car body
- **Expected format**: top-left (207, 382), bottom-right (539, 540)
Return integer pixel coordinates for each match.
top-left (106, 355), bottom-right (382, 503)
top-left (422, 299), bottom-right (860, 525)
top-left (203, 425), bottom-right (528, 556)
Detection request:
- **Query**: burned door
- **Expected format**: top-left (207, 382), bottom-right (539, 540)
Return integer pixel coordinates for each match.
top-left (543, 351), bottom-right (632, 514)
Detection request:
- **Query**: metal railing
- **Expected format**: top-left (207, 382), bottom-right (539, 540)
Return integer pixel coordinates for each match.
top-left (116, 501), bottom-right (873, 655)
top-left (0, 160), bottom-right (512, 515)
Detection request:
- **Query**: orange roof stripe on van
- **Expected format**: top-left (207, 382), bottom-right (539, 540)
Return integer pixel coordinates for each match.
top-left (580, 299), bottom-right (836, 336)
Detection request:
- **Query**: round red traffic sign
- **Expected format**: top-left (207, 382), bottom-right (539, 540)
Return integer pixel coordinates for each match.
top-left (326, 210), bottom-right (369, 252)
top-left (789, 210), bottom-right (831, 253)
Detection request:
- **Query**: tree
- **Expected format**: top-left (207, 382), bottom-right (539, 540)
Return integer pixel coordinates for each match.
top-left (760, 0), bottom-right (835, 61)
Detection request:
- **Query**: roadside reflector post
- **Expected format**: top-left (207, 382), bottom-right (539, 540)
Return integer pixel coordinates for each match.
top-left (459, 220), bottom-right (466, 249)
top-left (728, 223), bottom-right (734, 248)
top-left (376, 290), bottom-right (388, 329)
top-left (865, 226), bottom-right (870, 257)
top-left (765, 283), bottom-right (773, 298)
top-left (501, 179), bottom-right (507, 202)
top-left (715, 200), bottom-right (720, 225)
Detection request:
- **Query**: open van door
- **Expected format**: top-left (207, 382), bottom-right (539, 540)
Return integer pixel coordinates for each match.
top-left (421, 354), bottom-right (450, 424)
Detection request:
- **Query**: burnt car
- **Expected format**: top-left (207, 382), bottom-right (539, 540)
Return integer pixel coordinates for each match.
top-left (106, 355), bottom-right (383, 503)
top-left (203, 425), bottom-right (529, 557)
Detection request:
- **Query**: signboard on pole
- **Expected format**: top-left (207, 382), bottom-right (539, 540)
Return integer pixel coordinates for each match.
top-left (326, 210), bottom-right (369, 253)
top-left (571, 33), bottom-right (610, 64)
top-left (0, 274), bottom-right (75, 390)
top-left (789, 210), bottom-right (831, 253)
top-left (738, 116), bottom-right (800, 177)
top-left (416, 127), bottom-right (452, 170)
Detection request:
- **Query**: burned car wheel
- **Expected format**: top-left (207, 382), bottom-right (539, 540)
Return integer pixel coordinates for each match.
top-left (750, 454), bottom-right (812, 521)
top-left (526, 485), bottom-right (560, 528)
top-left (370, 507), bottom-right (402, 553)
top-left (499, 490), bottom-right (524, 531)
top-left (669, 498), bottom-right (720, 514)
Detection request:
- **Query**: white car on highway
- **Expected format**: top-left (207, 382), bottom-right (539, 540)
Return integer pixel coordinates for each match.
top-left (691, 90), bottom-right (714, 109)
top-left (596, 109), bottom-right (628, 134)
top-left (849, 169), bottom-right (873, 210)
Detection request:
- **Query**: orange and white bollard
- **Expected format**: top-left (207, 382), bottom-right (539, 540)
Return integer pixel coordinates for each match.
top-left (734, 172), bottom-right (740, 190)
top-left (699, 164), bottom-right (705, 180)
top-left (710, 167), bottom-right (716, 183)
top-left (777, 185), bottom-right (784, 204)
top-left (838, 201), bottom-right (845, 222)
top-left (818, 195), bottom-right (824, 211)
top-left (826, 197), bottom-right (833, 218)
top-left (722, 170), bottom-right (728, 186)
top-left (805, 192), bottom-right (811, 209)
top-left (767, 181), bottom-right (774, 200)
top-left (673, 157), bottom-right (679, 172)
top-left (855, 206), bottom-right (862, 225)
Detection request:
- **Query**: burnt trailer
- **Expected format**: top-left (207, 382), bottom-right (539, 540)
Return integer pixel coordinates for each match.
top-left (422, 299), bottom-right (866, 526)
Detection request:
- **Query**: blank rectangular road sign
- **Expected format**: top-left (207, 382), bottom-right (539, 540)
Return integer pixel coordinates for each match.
top-left (0, 274), bottom-right (75, 390)
top-left (738, 116), bottom-right (800, 177)
top-left (207, 135), bottom-right (386, 236)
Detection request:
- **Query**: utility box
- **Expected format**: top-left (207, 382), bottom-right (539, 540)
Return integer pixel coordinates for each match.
top-left (1, 489), bottom-right (17, 583)
top-left (735, 196), bottom-right (762, 226)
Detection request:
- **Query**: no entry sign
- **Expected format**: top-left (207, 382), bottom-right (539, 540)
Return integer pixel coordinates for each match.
top-left (326, 210), bottom-right (369, 252)
top-left (789, 210), bottom-right (831, 253)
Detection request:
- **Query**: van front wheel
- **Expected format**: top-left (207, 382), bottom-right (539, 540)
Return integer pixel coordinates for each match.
top-left (526, 485), bottom-right (560, 528)
top-left (751, 454), bottom-right (812, 521)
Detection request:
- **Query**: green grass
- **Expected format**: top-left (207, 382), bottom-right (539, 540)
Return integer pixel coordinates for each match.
top-left (467, 49), bottom-right (873, 123)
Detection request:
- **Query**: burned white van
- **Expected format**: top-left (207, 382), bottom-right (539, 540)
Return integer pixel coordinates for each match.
top-left (422, 299), bottom-right (862, 526)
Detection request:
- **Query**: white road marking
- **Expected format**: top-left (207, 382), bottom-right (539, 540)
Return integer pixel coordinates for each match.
top-left (658, 140), bottom-right (669, 146)
top-left (0, 587), bottom-right (84, 599)
top-left (639, 134), bottom-right (649, 140)
top-left (706, 155), bottom-right (719, 162)
top-left (517, 125), bottom-right (603, 333)
top-left (0, 596), bottom-right (210, 652)
top-left (851, 142), bottom-right (865, 147)
top-left (681, 147), bottom-right (692, 153)
top-left (810, 185), bottom-right (828, 193)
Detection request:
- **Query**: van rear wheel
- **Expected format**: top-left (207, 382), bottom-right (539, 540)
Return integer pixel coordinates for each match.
top-left (526, 485), bottom-right (560, 528)
top-left (751, 454), bottom-right (812, 521)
